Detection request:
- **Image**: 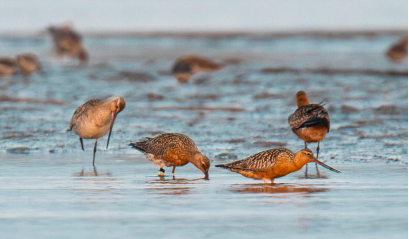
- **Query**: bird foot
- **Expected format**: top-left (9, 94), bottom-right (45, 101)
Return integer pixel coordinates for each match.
top-left (158, 171), bottom-right (165, 177)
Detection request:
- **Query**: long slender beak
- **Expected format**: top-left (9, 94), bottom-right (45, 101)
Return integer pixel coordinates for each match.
top-left (106, 111), bottom-right (117, 149)
top-left (204, 171), bottom-right (209, 180)
top-left (314, 159), bottom-right (341, 173)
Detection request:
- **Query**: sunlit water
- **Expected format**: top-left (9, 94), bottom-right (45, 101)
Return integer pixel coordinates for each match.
top-left (0, 32), bottom-right (407, 238)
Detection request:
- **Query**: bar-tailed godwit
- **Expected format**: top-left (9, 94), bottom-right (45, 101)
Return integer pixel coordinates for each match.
top-left (128, 133), bottom-right (210, 179)
top-left (288, 91), bottom-right (330, 173)
top-left (386, 36), bottom-right (408, 62)
top-left (171, 55), bottom-right (222, 83)
top-left (69, 97), bottom-right (126, 166)
top-left (48, 25), bottom-right (88, 63)
top-left (16, 54), bottom-right (42, 75)
top-left (0, 57), bottom-right (18, 76)
top-left (216, 148), bottom-right (340, 184)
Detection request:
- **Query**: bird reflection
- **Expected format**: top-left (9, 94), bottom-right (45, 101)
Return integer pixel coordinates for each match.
top-left (73, 167), bottom-right (112, 177)
top-left (146, 176), bottom-right (207, 195)
top-left (298, 171), bottom-right (328, 179)
top-left (230, 183), bottom-right (328, 194)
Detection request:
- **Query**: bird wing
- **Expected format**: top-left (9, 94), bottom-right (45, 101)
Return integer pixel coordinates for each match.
top-left (218, 149), bottom-right (287, 172)
top-left (288, 103), bottom-right (330, 131)
top-left (69, 99), bottom-right (102, 130)
top-left (129, 133), bottom-right (198, 158)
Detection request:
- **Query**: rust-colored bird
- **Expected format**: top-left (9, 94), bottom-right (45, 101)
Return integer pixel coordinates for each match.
top-left (171, 55), bottom-right (223, 83)
top-left (386, 36), bottom-right (408, 62)
top-left (0, 57), bottom-right (18, 76)
top-left (68, 97), bottom-right (126, 166)
top-left (288, 91), bottom-right (330, 173)
top-left (16, 53), bottom-right (42, 75)
top-left (216, 148), bottom-right (340, 184)
top-left (128, 133), bottom-right (210, 179)
top-left (48, 24), bottom-right (88, 63)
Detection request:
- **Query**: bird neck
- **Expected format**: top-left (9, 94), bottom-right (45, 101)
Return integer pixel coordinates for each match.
top-left (293, 155), bottom-right (310, 171)
top-left (296, 95), bottom-right (310, 108)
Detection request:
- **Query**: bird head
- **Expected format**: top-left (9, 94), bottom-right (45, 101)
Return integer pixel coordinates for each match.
top-left (191, 152), bottom-right (211, 179)
top-left (296, 149), bottom-right (340, 173)
top-left (106, 97), bottom-right (126, 149)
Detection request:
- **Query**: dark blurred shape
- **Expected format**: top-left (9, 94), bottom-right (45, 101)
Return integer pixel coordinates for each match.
top-left (171, 55), bottom-right (222, 83)
top-left (341, 104), bottom-right (360, 113)
top-left (386, 36), bottom-right (408, 62)
top-left (0, 57), bottom-right (18, 76)
top-left (48, 23), bottom-right (88, 63)
top-left (16, 53), bottom-right (42, 75)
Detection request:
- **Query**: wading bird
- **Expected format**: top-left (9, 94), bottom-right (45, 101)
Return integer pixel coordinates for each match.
top-left (386, 36), bottom-right (408, 62)
top-left (128, 133), bottom-right (210, 179)
top-left (69, 97), bottom-right (126, 166)
top-left (171, 55), bottom-right (223, 83)
top-left (288, 91), bottom-right (330, 173)
top-left (16, 53), bottom-right (42, 75)
top-left (216, 148), bottom-right (340, 184)
top-left (48, 24), bottom-right (88, 63)
top-left (0, 57), bottom-right (18, 76)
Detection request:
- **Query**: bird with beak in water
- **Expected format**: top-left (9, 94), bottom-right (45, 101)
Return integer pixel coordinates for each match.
top-left (69, 97), bottom-right (126, 166)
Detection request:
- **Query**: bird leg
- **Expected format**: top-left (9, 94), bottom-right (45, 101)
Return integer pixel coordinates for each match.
top-left (93, 166), bottom-right (98, 176)
top-left (80, 138), bottom-right (84, 151)
top-left (158, 167), bottom-right (165, 177)
top-left (263, 178), bottom-right (269, 184)
top-left (92, 139), bottom-right (98, 167)
top-left (270, 179), bottom-right (275, 184)
top-left (171, 166), bottom-right (176, 178)
top-left (316, 142), bottom-right (320, 175)
top-left (304, 141), bottom-right (309, 175)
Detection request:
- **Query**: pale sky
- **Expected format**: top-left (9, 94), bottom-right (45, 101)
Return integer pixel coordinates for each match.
top-left (0, 0), bottom-right (407, 33)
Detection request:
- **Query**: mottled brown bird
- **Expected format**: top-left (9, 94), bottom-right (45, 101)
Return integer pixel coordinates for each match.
top-left (0, 57), bottom-right (18, 76)
top-left (386, 36), bottom-right (408, 62)
top-left (171, 55), bottom-right (223, 83)
top-left (288, 91), bottom-right (330, 173)
top-left (216, 148), bottom-right (340, 184)
top-left (128, 133), bottom-right (210, 179)
top-left (69, 97), bottom-right (126, 166)
top-left (48, 25), bottom-right (88, 63)
top-left (16, 53), bottom-right (42, 75)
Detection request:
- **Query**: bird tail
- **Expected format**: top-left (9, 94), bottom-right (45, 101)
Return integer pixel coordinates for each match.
top-left (215, 163), bottom-right (229, 169)
top-left (128, 137), bottom-right (152, 153)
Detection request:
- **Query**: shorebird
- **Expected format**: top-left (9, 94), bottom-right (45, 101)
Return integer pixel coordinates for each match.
top-left (216, 148), bottom-right (340, 184)
top-left (171, 55), bottom-right (223, 83)
top-left (386, 36), bottom-right (408, 62)
top-left (48, 24), bottom-right (88, 63)
top-left (16, 53), bottom-right (42, 75)
top-left (288, 91), bottom-right (330, 173)
top-left (0, 57), bottom-right (18, 76)
top-left (68, 97), bottom-right (126, 166)
top-left (128, 133), bottom-right (210, 179)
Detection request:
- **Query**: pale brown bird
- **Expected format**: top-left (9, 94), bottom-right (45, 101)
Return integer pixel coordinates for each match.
top-left (69, 97), bottom-right (126, 166)
top-left (386, 36), bottom-right (408, 62)
top-left (288, 91), bottom-right (330, 173)
top-left (0, 57), bottom-right (18, 76)
top-left (128, 133), bottom-right (210, 179)
top-left (171, 55), bottom-right (223, 83)
top-left (216, 148), bottom-right (340, 184)
top-left (48, 25), bottom-right (88, 63)
top-left (16, 53), bottom-right (42, 75)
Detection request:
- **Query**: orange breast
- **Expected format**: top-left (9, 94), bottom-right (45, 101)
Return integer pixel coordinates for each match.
top-left (161, 149), bottom-right (190, 166)
top-left (293, 124), bottom-right (328, 142)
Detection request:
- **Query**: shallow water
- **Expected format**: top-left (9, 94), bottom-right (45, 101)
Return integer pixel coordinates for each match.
top-left (0, 32), bottom-right (407, 238)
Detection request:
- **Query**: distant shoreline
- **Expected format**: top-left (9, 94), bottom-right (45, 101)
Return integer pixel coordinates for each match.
top-left (0, 29), bottom-right (407, 38)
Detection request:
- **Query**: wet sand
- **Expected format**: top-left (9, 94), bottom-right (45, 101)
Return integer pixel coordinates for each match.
top-left (0, 32), bottom-right (407, 238)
